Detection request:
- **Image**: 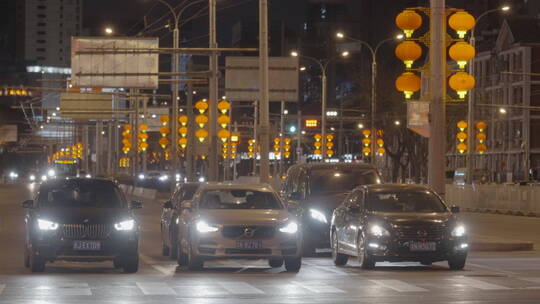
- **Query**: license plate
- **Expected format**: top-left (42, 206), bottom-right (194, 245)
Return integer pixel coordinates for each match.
top-left (409, 241), bottom-right (436, 252)
top-left (236, 240), bottom-right (262, 249)
top-left (73, 240), bottom-right (101, 251)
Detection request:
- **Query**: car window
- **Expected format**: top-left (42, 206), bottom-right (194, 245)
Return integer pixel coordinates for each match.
top-left (199, 190), bottom-right (283, 210)
top-left (37, 180), bottom-right (125, 208)
top-left (366, 191), bottom-right (447, 213)
top-left (309, 168), bottom-right (380, 196)
top-left (182, 185), bottom-right (198, 200)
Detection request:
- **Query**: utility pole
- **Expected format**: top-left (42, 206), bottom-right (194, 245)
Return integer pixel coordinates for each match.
top-left (259, 0), bottom-right (270, 183)
top-left (252, 100), bottom-right (258, 176)
top-left (428, 0), bottom-right (447, 195)
top-left (297, 110), bottom-right (302, 163)
top-left (321, 72), bottom-right (327, 159)
top-left (208, 0), bottom-right (219, 181)
top-left (280, 101), bottom-right (285, 175)
top-left (186, 81), bottom-right (195, 181)
top-left (171, 23), bottom-right (180, 179)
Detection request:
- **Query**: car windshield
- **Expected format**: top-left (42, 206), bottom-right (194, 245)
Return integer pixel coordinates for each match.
top-left (38, 180), bottom-right (125, 208)
top-left (199, 189), bottom-right (282, 210)
top-left (183, 185), bottom-right (198, 200)
top-left (366, 191), bottom-right (447, 213)
top-left (310, 168), bottom-right (380, 195)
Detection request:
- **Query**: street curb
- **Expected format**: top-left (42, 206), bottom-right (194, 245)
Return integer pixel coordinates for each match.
top-left (464, 208), bottom-right (539, 217)
top-left (469, 241), bottom-right (534, 252)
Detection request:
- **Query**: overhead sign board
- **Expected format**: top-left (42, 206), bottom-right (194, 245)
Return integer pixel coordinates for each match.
top-left (407, 101), bottom-right (430, 138)
top-left (0, 125), bottom-right (17, 144)
top-left (225, 57), bottom-right (299, 102)
top-left (71, 37), bottom-right (159, 89)
top-left (60, 92), bottom-right (113, 120)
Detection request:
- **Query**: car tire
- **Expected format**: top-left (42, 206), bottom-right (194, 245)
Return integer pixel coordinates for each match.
top-left (268, 258), bottom-right (284, 268)
top-left (448, 254), bottom-right (466, 270)
top-left (357, 235), bottom-right (375, 270)
top-left (177, 242), bottom-right (188, 266)
top-left (170, 232), bottom-right (178, 259)
top-left (122, 254), bottom-right (139, 273)
top-left (331, 231), bottom-right (349, 266)
top-left (162, 245), bottom-right (170, 257)
top-left (187, 242), bottom-right (203, 271)
top-left (29, 250), bottom-right (46, 273)
top-left (284, 256), bottom-right (302, 272)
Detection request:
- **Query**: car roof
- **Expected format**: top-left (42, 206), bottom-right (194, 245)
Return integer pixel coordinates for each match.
top-left (40, 177), bottom-right (116, 186)
top-left (198, 182), bottom-right (275, 192)
top-left (362, 184), bottom-right (434, 193)
top-left (289, 162), bottom-right (377, 171)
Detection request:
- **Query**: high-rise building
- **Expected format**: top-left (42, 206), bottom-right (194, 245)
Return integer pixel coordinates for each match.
top-left (17, 0), bottom-right (82, 68)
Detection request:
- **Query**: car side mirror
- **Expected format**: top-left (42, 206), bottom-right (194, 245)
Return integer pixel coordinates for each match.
top-left (450, 205), bottom-right (460, 213)
top-left (22, 200), bottom-right (34, 209)
top-left (180, 200), bottom-right (193, 210)
top-left (162, 200), bottom-right (173, 209)
top-left (289, 191), bottom-right (302, 201)
top-left (130, 200), bottom-right (143, 209)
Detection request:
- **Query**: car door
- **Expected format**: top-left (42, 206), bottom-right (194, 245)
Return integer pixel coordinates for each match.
top-left (162, 188), bottom-right (181, 245)
top-left (333, 192), bottom-right (355, 249)
top-left (343, 189), bottom-right (365, 252)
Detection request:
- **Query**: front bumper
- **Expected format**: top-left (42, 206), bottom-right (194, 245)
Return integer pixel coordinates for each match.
top-left (191, 231), bottom-right (302, 260)
top-left (31, 231), bottom-right (138, 262)
top-left (365, 236), bottom-right (468, 263)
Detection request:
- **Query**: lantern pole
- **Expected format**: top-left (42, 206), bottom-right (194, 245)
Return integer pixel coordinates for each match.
top-left (428, 0), bottom-right (447, 195)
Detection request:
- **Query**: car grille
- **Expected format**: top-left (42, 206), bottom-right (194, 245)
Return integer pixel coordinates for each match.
top-left (225, 248), bottom-right (272, 255)
top-left (221, 226), bottom-right (275, 239)
top-left (393, 225), bottom-right (447, 240)
top-left (62, 224), bottom-right (112, 240)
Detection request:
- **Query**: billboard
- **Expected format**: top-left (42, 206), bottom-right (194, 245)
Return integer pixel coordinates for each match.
top-left (71, 37), bottom-right (159, 89)
top-left (0, 125), bottom-right (17, 144)
top-left (60, 92), bottom-right (113, 120)
top-left (407, 101), bottom-right (430, 138)
top-left (225, 57), bottom-right (299, 102)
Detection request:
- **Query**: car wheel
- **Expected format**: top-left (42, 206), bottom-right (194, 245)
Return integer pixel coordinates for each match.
top-left (448, 254), bottom-right (467, 270)
top-left (29, 250), bottom-right (46, 273)
top-left (187, 241), bottom-right (203, 271)
top-left (122, 254), bottom-right (139, 273)
top-left (331, 231), bottom-right (348, 266)
top-left (170, 231), bottom-right (178, 259)
top-left (268, 258), bottom-right (284, 268)
top-left (177, 241), bottom-right (188, 266)
top-left (357, 235), bottom-right (375, 270)
top-left (284, 256), bottom-right (302, 272)
top-left (162, 245), bottom-right (170, 257)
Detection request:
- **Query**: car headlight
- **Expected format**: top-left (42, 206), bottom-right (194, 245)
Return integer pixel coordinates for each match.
top-left (41, 175), bottom-right (47, 181)
top-left (159, 175), bottom-right (169, 181)
top-left (37, 219), bottom-right (59, 230)
top-left (85, 174), bottom-right (92, 178)
top-left (279, 222), bottom-right (298, 234)
top-left (452, 225), bottom-right (466, 237)
top-left (369, 225), bottom-right (390, 237)
top-left (196, 221), bottom-right (218, 233)
top-left (29, 175), bottom-right (36, 181)
top-left (175, 174), bottom-right (181, 181)
top-left (114, 219), bottom-right (135, 231)
top-left (47, 169), bottom-right (55, 177)
top-left (138, 174), bottom-right (145, 180)
top-left (309, 209), bottom-right (328, 224)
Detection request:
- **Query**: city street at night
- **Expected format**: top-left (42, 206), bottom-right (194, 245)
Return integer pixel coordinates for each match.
top-left (2, 183), bottom-right (540, 303)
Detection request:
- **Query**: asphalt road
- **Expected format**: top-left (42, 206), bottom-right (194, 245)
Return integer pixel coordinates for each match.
top-left (2, 183), bottom-right (540, 303)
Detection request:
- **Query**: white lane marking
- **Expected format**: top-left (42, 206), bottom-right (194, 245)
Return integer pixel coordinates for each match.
top-left (370, 280), bottom-right (428, 292)
top-left (139, 254), bottom-right (176, 276)
top-left (292, 281), bottom-right (346, 294)
top-left (34, 282), bottom-right (92, 296)
top-left (315, 266), bottom-right (348, 275)
top-left (453, 277), bottom-right (511, 290)
top-left (521, 277), bottom-right (540, 284)
top-left (218, 282), bottom-right (265, 295)
top-left (467, 262), bottom-right (517, 275)
top-left (136, 282), bottom-right (176, 295)
top-left (0, 284), bottom-right (5, 295)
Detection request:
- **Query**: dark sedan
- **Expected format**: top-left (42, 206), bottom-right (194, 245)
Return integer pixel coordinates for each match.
top-left (331, 184), bottom-right (468, 270)
top-left (22, 178), bottom-right (142, 273)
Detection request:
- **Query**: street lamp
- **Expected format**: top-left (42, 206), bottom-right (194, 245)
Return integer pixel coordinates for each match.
top-left (336, 32), bottom-right (402, 164)
top-left (291, 50), bottom-right (350, 158)
top-left (105, 27), bottom-right (113, 35)
top-left (394, 120), bottom-right (401, 126)
top-left (357, 123), bottom-right (364, 129)
top-left (499, 107), bottom-right (507, 114)
top-left (466, 5), bottom-right (511, 184)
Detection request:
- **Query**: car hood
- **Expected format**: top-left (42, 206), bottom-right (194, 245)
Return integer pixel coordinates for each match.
top-left (368, 212), bottom-right (456, 226)
top-left (197, 209), bottom-right (292, 226)
top-left (36, 207), bottom-right (131, 225)
top-left (302, 192), bottom-right (350, 214)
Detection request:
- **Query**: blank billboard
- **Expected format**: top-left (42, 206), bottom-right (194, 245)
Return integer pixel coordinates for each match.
top-left (60, 92), bottom-right (113, 120)
top-left (71, 37), bottom-right (159, 89)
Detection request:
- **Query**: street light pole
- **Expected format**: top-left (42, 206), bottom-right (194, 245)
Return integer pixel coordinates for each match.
top-left (208, 0), bottom-right (219, 181)
top-left (259, 0), bottom-right (270, 182)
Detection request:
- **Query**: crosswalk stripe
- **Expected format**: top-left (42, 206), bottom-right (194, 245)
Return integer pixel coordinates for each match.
top-left (453, 278), bottom-right (511, 290)
top-left (315, 266), bottom-right (349, 275)
top-left (136, 282), bottom-right (176, 295)
top-left (34, 283), bottom-right (92, 296)
top-left (152, 265), bottom-right (176, 276)
top-left (370, 280), bottom-right (428, 292)
top-left (292, 281), bottom-right (346, 293)
top-left (218, 282), bottom-right (265, 294)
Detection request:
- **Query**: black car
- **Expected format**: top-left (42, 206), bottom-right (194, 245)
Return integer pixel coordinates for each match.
top-left (160, 182), bottom-right (199, 260)
top-left (281, 163), bottom-right (381, 255)
top-left (22, 178), bottom-right (142, 273)
top-left (330, 184), bottom-right (468, 270)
